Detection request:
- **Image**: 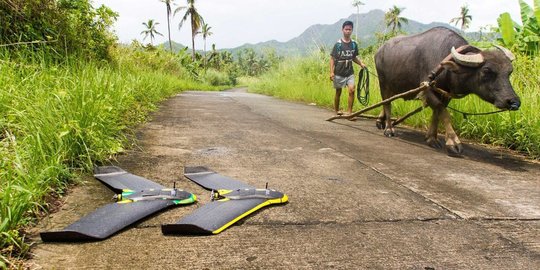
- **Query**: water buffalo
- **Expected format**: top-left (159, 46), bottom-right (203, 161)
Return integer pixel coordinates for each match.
top-left (374, 27), bottom-right (520, 155)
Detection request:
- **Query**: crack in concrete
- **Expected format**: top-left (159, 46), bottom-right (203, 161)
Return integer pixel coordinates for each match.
top-left (131, 217), bottom-right (540, 231)
top-left (245, 217), bottom-right (539, 227)
top-left (271, 127), bottom-right (463, 219)
top-left (469, 217), bottom-right (540, 221)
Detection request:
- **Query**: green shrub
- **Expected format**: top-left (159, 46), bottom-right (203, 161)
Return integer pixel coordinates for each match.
top-left (200, 68), bottom-right (233, 86)
top-left (0, 0), bottom-right (118, 60)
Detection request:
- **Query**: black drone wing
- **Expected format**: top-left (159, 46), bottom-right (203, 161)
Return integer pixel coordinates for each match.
top-left (162, 197), bottom-right (278, 235)
top-left (162, 166), bottom-right (287, 235)
top-left (40, 166), bottom-right (194, 242)
top-left (182, 166), bottom-right (255, 190)
top-left (93, 166), bottom-right (165, 192)
top-left (40, 200), bottom-right (175, 242)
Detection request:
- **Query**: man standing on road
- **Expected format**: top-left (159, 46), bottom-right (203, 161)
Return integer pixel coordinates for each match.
top-left (330, 20), bottom-right (366, 116)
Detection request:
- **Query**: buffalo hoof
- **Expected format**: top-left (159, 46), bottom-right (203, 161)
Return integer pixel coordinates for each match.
top-left (426, 137), bottom-right (443, 149)
top-left (384, 129), bottom-right (395, 137)
top-left (376, 120), bottom-right (385, 130)
top-left (446, 144), bottom-right (463, 157)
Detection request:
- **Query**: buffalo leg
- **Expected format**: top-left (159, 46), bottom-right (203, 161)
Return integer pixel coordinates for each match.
top-left (425, 108), bottom-right (443, 149)
top-left (383, 103), bottom-right (394, 137)
top-left (440, 108), bottom-right (463, 155)
top-left (376, 110), bottom-right (386, 129)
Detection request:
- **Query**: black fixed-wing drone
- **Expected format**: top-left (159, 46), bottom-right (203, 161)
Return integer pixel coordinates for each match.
top-left (40, 166), bottom-right (287, 242)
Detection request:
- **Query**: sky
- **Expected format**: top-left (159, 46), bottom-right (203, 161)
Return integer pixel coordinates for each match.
top-left (92, 0), bottom-right (533, 49)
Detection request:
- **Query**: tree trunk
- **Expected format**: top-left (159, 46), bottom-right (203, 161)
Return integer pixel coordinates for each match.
top-left (356, 8), bottom-right (359, 40)
top-left (353, 2), bottom-right (365, 39)
top-left (167, 13), bottom-right (172, 52)
top-left (203, 38), bottom-right (207, 68)
top-left (191, 17), bottom-right (195, 60)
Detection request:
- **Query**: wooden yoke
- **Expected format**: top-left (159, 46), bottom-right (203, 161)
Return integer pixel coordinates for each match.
top-left (326, 82), bottom-right (431, 121)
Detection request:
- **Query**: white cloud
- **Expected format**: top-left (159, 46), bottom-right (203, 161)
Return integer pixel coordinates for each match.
top-left (92, 0), bottom-right (532, 49)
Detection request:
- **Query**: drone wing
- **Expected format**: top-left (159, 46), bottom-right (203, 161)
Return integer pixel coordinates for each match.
top-left (40, 166), bottom-right (195, 242)
top-left (93, 166), bottom-right (165, 192)
top-left (162, 166), bottom-right (287, 235)
top-left (40, 200), bottom-right (177, 242)
top-left (182, 166), bottom-right (255, 190)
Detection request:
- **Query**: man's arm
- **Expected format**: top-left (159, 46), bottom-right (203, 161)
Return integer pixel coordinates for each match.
top-left (353, 56), bottom-right (366, 68)
top-left (330, 57), bottom-right (335, 81)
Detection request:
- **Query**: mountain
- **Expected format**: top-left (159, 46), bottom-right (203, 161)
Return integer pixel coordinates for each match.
top-left (156, 40), bottom-right (188, 52)
top-left (161, 9), bottom-right (481, 57)
top-left (223, 9), bottom-right (460, 56)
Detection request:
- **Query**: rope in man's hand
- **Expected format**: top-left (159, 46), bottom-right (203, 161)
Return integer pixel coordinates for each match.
top-left (357, 66), bottom-right (370, 106)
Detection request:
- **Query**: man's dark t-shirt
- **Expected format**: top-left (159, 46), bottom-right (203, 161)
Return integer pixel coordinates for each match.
top-left (331, 40), bottom-right (358, 77)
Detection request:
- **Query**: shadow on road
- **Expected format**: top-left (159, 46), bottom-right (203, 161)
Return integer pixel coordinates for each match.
top-left (334, 119), bottom-right (533, 173)
top-left (397, 128), bottom-right (532, 172)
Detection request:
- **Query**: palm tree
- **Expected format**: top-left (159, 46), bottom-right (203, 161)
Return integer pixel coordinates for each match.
top-left (199, 23), bottom-right (213, 66)
top-left (159, 0), bottom-right (175, 51)
top-left (141, 19), bottom-right (163, 46)
top-left (175, 0), bottom-right (205, 60)
top-left (385, 5), bottom-right (409, 35)
top-left (352, 0), bottom-right (364, 40)
top-left (450, 5), bottom-right (472, 31)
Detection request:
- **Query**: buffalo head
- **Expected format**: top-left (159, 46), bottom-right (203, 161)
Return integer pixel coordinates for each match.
top-left (441, 45), bottom-right (521, 111)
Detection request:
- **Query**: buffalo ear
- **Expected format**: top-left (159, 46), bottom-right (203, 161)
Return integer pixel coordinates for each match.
top-left (441, 61), bottom-right (463, 73)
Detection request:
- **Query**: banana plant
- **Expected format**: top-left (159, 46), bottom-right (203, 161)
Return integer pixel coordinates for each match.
top-left (536, 0), bottom-right (540, 24)
top-left (497, 0), bottom-right (539, 55)
top-left (498, 12), bottom-right (517, 46)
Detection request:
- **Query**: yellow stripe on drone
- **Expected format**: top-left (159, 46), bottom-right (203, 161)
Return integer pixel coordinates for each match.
top-left (117, 199), bottom-right (133, 204)
top-left (212, 194), bottom-right (289, 234)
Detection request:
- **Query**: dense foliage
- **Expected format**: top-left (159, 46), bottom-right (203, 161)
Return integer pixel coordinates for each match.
top-left (168, 44), bottom-right (282, 85)
top-left (497, 0), bottom-right (540, 55)
top-left (0, 0), bottom-right (117, 60)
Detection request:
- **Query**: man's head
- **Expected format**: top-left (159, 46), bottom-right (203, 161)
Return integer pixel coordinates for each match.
top-left (342, 21), bottom-right (353, 38)
top-left (342, 21), bottom-right (354, 29)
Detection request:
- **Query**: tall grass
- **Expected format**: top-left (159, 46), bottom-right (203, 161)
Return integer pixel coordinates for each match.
top-left (250, 51), bottom-right (540, 159)
top-left (0, 47), bottom-right (223, 264)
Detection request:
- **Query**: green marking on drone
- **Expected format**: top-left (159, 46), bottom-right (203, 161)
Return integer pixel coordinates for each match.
top-left (121, 189), bottom-right (135, 196)
top-left (173, 194), bottom-right (197, 205)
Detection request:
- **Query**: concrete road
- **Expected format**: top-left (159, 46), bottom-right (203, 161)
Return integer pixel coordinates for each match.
top-left (30, 89), bottom-right (540, 269)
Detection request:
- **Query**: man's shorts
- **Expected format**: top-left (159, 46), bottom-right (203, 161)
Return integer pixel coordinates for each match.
top-left (333, 74), bottom-right (355, 89)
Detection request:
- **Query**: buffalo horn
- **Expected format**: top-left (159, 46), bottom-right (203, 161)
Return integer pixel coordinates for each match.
top-left (494, 45), bottom-right (516, 61)
top-left (450, 46), bottom-right (485, 67)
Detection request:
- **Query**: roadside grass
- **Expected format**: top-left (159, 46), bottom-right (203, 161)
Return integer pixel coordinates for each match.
top-left (0, 47), bottom-right (226, 266)
top-left (249, 51), bottom-right (540, 159)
